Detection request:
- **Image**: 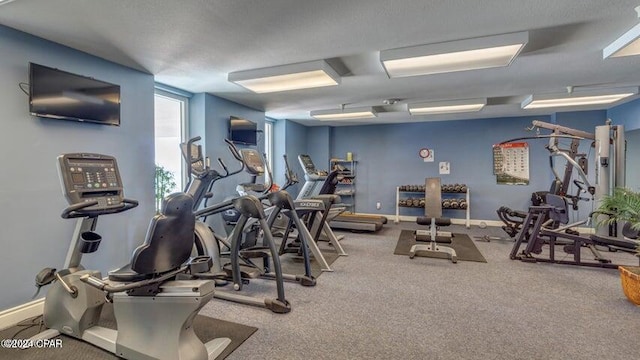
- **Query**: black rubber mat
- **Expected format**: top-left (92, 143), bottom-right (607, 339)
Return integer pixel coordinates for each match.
top-left (393, 230), bottom-right (487, 263)
top-left (0, 303), bottom-right (257, 360)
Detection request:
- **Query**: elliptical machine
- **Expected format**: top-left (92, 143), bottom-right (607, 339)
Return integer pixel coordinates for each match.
top-left (31, 153), bottom-right (230, 360)
top-left (180, 137), bottom-right (315, 313)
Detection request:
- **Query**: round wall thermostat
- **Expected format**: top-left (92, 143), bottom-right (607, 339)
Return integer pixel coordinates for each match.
top-left (419, 148), bottom-right (431, 158)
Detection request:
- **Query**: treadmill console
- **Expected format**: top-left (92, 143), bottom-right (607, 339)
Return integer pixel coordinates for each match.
top-left (298, 154), bottom-right (327, 179)
top-left (58, 153), bottom-right (125, 211)
top-left (240, 149), bottom-right (264, 175)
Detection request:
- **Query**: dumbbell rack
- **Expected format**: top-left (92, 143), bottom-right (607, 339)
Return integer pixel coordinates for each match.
top-left (394, 185), bottom-right (470, 228)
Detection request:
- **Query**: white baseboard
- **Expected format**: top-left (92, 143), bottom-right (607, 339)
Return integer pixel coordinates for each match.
top-left (0, 298), bottom-right (44, 331)
top-left (362, 212), bottom-right (503, 228)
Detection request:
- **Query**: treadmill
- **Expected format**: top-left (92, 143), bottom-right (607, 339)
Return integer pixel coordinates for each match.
top-left (298, 154), bottom-right (386, 232)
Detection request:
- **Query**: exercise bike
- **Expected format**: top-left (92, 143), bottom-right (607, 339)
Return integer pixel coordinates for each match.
top-left (31, 153), bottom-right (230, 360)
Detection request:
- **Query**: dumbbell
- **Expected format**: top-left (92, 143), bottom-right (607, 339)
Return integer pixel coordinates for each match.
top-left (442, 199), bottom-right (452, 208)
top-left (453, 184), bottom-right (462, 192)
top-left (419, 199), bottom-right (425, 207)
top-left (450, 198), bottom-right (459, 209)
top-left (418, 185), bottom-right (425, 192)
top-left (460, 184), bottom-right (467, 193)
top-left (412, 198), bottom-right (421, 207)
top-left (442, 184), bottom-right (451, 192)
top-left (459, 199), bottom-right (467, 209)
top-left (398, 199), bottom-right (406, 206)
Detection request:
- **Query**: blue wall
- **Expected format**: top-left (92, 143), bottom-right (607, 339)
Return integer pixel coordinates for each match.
top-left (307, 126), bottom-right (331, 171)
top-left (608, 98), bottom-right (640, 131)
top-left (0, 26), bottom-right (155, 311)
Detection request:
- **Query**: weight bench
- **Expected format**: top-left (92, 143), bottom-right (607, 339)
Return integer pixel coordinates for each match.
top-left (410, 177), bottom-right (457, 263)
top-left (415, 216), bottom-right (453, 242)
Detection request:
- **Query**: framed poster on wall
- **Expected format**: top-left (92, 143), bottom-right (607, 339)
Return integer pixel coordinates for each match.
top-left (493, 142), bottom-right (529, 185)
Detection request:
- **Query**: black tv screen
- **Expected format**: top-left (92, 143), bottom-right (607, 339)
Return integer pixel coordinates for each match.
top-left (229, 117), bottom-right (257, 145)
top-left (29, 63), bottom-right (121, 126)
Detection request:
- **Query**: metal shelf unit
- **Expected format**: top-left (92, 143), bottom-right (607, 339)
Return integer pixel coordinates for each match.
top-left (330, 158), bottom-right (356, 213)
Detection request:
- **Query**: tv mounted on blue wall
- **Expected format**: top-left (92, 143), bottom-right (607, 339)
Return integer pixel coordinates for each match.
top-left (29, 63), bottom-right (121, 126)
top-left (229, 116), bottom-right (257, 145)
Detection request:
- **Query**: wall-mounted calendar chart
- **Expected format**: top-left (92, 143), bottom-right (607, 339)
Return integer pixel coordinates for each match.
top-left (492, 142), bottom-right (529, 185)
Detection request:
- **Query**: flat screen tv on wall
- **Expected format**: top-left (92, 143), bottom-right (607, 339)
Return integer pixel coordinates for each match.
top-left (229, 116), bottom-right (257, 145)
top-left (29, 63), bottom-right (121, 126)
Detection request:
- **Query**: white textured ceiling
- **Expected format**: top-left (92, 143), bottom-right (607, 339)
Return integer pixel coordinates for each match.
top-left (1, 0), bottom-right (639, 126)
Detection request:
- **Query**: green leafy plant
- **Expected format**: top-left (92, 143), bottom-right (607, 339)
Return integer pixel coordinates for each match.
top-left (154, 165), bottom-right (176, 213)
top-left (596, 187), bottom-right (640, 253)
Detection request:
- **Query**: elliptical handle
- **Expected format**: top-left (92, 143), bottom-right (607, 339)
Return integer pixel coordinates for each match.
top-left (217, 157), bottom-right (229, 176)
top-left (223, 138), bottom-right (245, 175)
top-left (224, 138), bottom-right (243, 161)
top-left (184, 136), bottom-right (202, 165)
top-left (181, 136), bottom-right (202, 191)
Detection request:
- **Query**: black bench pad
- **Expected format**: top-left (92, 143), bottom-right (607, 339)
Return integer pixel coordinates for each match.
top-left (416, 216), bottom-right (451, 227)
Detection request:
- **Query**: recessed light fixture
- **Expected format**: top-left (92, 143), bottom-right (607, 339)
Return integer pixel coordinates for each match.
top-left (521, 88), bottom-right (638, 109)
top-left (380, 31), bottom-right (529, 77)
top-left (310, 107), bottom-right (377, 120)
top-left (228, 60), bottom-right (341, 94)
top-left (603, 6), bottom-right (640, 59)
top-left (408, 98), bottom-right (487, 115)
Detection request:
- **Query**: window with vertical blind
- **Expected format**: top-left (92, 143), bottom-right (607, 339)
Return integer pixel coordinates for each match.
top-left (154, 89), bottom-right (189, 193)
top-left (264, 120), bottom-right (274, 178)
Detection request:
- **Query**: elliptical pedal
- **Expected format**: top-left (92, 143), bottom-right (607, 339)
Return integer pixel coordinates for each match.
top-left (239, 246), bottom-right (272, 259)
top-left (222, 263), bottom-right (262, 279)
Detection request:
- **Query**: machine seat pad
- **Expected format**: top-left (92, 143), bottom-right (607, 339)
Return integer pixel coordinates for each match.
top-left (416, 216), bottom-right (451, 227)
top-left (108, 263), bottom-right (153, 282)
top-left (131, 193), bottom-right (196, 275)
top-left (590, 234), bottom-right (639, 251)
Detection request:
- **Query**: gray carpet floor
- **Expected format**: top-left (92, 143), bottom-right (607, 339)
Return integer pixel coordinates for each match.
top-left (199, 222), bottom-right (640, 360)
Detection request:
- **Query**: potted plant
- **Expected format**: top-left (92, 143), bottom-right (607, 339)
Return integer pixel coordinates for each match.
top-left (155, 165), bottom-right (176, 213)
top-left (596, 187), bottom-right (640, 305)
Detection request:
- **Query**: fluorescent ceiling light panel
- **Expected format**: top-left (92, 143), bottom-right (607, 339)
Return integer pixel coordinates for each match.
top-left (0, 0), bottom-right (18, 5)
top-left (380, 31), bottom-right (528, 77)
top-left (603, 6), bottom-right (640, 59)
top-left (409, 98), bottom-right (487, 115)
top-left (310, 107), bottom-right (377, 120)
top-left (522, 88), bottom-right (638, 109)
top-left (603, 22), bottom-right (640, 58)
top-left (228, 60), bottom-right (340, 93)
